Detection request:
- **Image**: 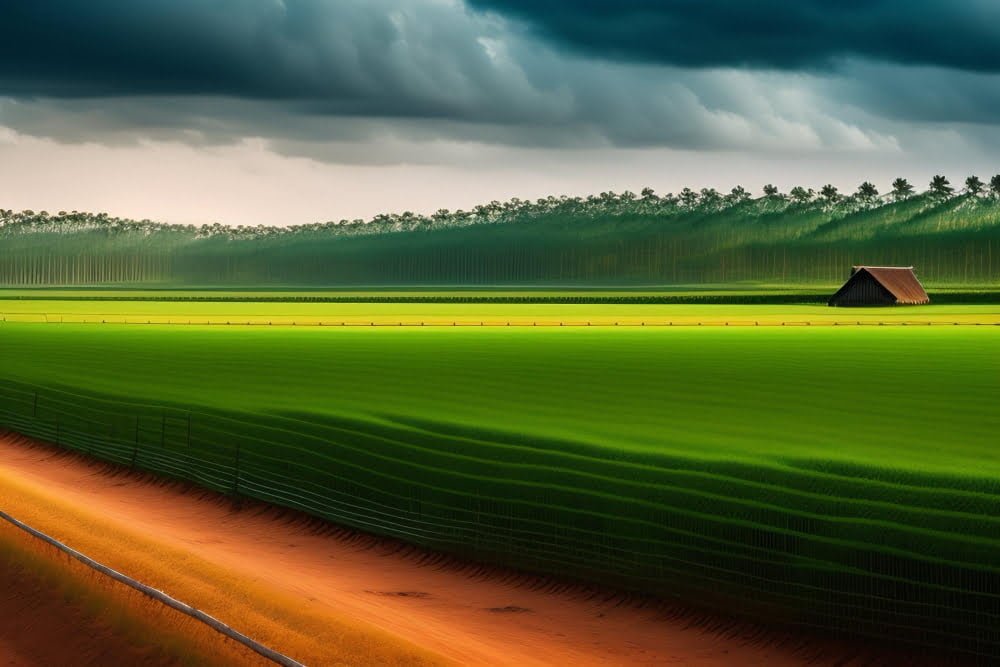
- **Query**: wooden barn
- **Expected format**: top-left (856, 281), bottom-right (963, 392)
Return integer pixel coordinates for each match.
top-left (828, 266), bottom-right (930, 307)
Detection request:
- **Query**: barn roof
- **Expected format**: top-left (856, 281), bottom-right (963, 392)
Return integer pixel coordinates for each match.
top-left (838, 266), bottom-right (930, 304)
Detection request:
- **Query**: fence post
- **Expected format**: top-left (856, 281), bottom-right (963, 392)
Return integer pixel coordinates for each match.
top-left (232, 443), bottom-right (242, 497)
top-left (131, 416), bottom-right (139, 468)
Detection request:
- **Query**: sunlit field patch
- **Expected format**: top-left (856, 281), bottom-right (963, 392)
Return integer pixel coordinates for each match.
top-left (1, 299), bottom-right (999, 326)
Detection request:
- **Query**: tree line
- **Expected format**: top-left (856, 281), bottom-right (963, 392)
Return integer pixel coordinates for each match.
top-left (2, 175), bottom-right (999, 286)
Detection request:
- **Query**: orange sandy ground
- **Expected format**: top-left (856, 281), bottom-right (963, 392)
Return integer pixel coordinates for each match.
top-left (0, 432), bottom-right (931, 666)
top-left (0, 522), bottom-right (270, 666)
top-left (0, 557), bottom-right (181, 667)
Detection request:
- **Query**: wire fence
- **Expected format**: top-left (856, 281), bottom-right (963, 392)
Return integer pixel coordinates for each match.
top-left (1, 380), bottom-right (998, 662)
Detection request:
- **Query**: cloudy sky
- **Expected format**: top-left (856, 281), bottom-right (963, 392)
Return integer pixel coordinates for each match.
top-left (1, 1), bottom-right (998, 225)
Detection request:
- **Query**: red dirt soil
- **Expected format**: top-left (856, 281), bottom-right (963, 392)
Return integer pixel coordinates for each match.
top-left (0, 432), bottom-right (942, 666)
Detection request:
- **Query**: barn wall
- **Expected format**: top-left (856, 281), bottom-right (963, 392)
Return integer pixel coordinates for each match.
top-left (829, 273), bottom-right (895, 306)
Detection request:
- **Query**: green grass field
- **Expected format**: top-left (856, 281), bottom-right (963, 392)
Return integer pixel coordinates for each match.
top-left (1, 302), bottom-right (999, 657)
top-left (2, 322), bottom-right (999, 472)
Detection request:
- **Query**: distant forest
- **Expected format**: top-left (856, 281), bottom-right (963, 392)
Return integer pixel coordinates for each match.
top-left (2, 175), bottom-right (999, 286)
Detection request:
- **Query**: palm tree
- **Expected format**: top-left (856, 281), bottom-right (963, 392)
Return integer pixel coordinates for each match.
top-left (789, 186), bottom-right (814, 204)
top-left (964, 175), bottom-right (984, 196)
top-left (991, 175), bottom-right (1000, 198)
top-left (762, 184), bottom-right (779, 198)
top-left (819, 184), bottom-right (840, 203)
top-left (891, 178), bottom-right (914, 201)
top-left (699, 188), bottom-right (722, 208)
top-left (856, 181), bottom-right (879, 202)
top-left (929, 175), bottom-right (954, 198)
top-left (679, 187), bottom-right (699, 208)
top-left (726, 185), bottom-right (750, 203)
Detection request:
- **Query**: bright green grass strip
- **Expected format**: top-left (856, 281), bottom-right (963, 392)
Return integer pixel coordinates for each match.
top-left (2, 323), bottom-right (997, 475)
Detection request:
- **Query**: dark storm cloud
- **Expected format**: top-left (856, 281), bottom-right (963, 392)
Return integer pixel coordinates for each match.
top-left (0, 0), bottom-right (996, 160)
top-left (469, 0), bottom-right (1000, 72)
top-left (833, 62), bottom-right (1000, 125)
top-left (0, 0), bottom-right (529, 121)
top-left (0, 1), bottom-right (349, 97)
top-left (1, 0), bottom-right (862, 152)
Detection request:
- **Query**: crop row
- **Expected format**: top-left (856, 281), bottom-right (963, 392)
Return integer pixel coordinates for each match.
top-left (1, 379), bottom-right (999, 659)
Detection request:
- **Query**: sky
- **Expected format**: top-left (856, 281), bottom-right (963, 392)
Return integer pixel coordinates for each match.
top-left (1, 0), bottom-right (998, 226)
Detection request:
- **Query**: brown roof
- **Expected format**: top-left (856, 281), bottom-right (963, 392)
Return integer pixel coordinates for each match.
top-left (845, 266), bottom-right (930, 304)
